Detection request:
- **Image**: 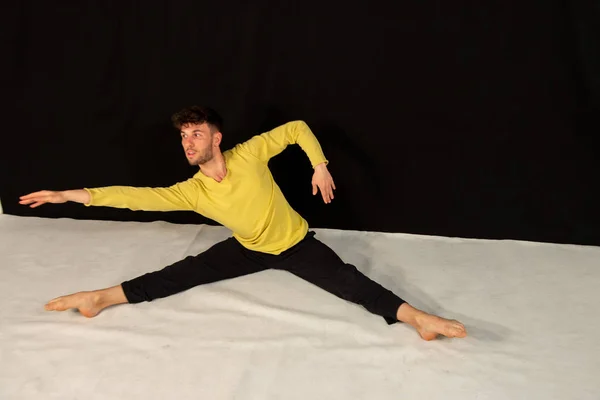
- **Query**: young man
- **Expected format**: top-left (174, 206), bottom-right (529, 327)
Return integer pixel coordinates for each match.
top-left (20, 106), bottom-right (466, 341)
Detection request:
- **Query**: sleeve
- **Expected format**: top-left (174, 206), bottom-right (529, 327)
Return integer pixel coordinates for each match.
top-left (83, 178), bottom-right (200, 212)
top-left (237, 120), bottom-right (328, 168)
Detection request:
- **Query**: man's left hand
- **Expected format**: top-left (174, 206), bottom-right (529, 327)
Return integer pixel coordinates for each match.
top-left (312, 163), bottom-right (336, 204)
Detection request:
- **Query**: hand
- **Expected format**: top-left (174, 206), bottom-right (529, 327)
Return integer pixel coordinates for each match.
top-left (19, 190), bottom-right (68, 208)
top-left (312, 163), bottom-right (336, 204)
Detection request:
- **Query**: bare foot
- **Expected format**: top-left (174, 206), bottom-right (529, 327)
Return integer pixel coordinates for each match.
top-left (414, 313), bottom-right (467, 341)
top-left (396, 303), bottom-right (467, 341)
top-left (45, 291), bottom-right (103, 318)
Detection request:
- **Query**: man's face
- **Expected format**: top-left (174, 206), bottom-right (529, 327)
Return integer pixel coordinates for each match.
top-left (180, 123), bottom-right (217, 166)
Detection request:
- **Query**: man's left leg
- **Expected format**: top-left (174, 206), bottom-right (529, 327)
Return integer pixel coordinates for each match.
top-left (274, 232), bottom-right (467, 340)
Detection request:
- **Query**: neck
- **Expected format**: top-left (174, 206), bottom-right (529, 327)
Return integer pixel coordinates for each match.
top-left (199, 152), bottom-right (227, 182)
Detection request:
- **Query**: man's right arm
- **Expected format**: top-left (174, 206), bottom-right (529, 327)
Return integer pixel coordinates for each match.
top-left (20, 179), bottom-right (200, 212)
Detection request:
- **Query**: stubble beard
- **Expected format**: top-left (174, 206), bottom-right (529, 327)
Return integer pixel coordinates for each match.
top-left (189, 147), bottom-right (214, 166)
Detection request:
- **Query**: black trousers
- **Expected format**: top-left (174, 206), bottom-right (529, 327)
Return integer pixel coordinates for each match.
top-left (121, 231), bottom-right (405, 324)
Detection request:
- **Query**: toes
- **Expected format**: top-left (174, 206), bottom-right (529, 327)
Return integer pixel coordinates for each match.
top-left (46, 297), bottom-right (64, 307)
top-left (450, 323), bottom-right (467, 337)
top-left (45, 300), bottom-right (66, 311)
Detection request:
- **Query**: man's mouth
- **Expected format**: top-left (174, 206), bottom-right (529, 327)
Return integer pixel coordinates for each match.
top-left (186, 150), bottom-right (196, 157)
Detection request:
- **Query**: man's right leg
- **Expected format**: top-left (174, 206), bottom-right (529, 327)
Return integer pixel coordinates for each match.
top-left (44, 237), bottom-right (267, 317)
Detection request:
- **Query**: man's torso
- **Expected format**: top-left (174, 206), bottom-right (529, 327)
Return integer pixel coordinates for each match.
top-left (192, 145), bottom-right (308, 254)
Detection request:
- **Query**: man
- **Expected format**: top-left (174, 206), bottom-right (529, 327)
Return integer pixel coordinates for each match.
top-left (20, 106), bottom-right (466, 341)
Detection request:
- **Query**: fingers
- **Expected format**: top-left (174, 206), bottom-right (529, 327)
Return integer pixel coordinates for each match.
top-left (19, 198), bottom-right (47, 207)
top-left (19, 196), bottom-right (43, 203)
top-left (20, 191), bottom-right (48, 200)
top-left (319, 181), bottom-right (335, 204)
top-left (19, 198), bottom-right (36, 205)
top-left (312, 175), bottom-right (336, 204)
top-left (19, 192), bottom-right (49, 207)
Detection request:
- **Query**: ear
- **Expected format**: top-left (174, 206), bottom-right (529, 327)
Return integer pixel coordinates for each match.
top-left (213, 131), bottom-right (223, 147)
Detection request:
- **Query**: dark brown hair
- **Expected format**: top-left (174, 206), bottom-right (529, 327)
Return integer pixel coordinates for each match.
top-left (171, 105), bottom-right (224, 133)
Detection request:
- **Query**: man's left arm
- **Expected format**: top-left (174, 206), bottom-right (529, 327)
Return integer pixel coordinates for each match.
top-left (238, 120), bottom-right (336, 203)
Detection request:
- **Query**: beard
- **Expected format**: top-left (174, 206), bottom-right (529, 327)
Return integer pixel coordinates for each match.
top-left (188, 147), bottom-right (214, 166)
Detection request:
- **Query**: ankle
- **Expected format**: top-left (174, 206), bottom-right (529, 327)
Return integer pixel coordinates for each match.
top-left (90, 291), bottom-right (105, 308)
top-left (396, 303), bottom-right (427, 327)
top-left (95, 285), bottom-right (128, 309)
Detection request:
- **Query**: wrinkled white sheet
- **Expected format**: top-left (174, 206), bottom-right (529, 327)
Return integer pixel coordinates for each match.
top-left (0, 214), bottom-right (598, 399)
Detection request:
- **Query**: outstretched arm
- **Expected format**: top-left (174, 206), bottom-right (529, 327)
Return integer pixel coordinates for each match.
top-left (20, 179), bottom-right (200, 212)
top-left (238, 120), bottom-right (336, 203)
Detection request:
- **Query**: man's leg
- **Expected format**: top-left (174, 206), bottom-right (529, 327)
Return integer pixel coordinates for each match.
top-left (274, 232), bottom-right (467, 340)
top-left (45, 237), bottom-right (268, 317)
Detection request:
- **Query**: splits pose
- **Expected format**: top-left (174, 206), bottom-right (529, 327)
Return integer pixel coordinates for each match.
top-left (20, 106), bottom-right (466, 341)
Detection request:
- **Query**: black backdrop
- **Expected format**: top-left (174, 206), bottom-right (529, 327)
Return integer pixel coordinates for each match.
top-left (3, 1), bottom-right (599, 246)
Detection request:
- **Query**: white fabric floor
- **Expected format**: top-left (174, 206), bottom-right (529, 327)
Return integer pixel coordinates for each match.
top-left (1, 214), bottom-right (599, 399)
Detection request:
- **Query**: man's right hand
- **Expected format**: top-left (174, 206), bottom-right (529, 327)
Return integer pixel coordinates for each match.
top-left (19, 189), bottom-right (90, 208)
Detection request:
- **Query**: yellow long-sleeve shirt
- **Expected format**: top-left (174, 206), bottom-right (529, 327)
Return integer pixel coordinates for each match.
top-left (84, 121), bottom-right (328, 255)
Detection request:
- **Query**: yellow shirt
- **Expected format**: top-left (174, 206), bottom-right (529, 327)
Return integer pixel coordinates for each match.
top-left (84, 121), bottom-right (328, 255)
